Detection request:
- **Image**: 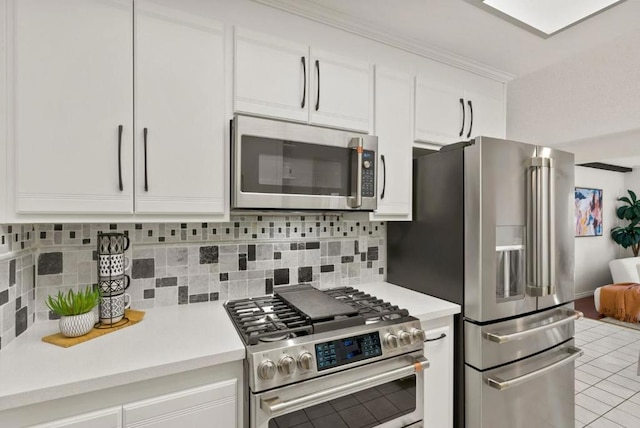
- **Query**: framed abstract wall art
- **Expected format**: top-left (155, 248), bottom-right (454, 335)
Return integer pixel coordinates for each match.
top-left (575, 187), bottom-right (603, 237)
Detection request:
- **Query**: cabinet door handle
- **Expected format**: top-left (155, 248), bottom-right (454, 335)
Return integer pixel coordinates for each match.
top-left (380, 154), bottom-right (386, 200)
top-left (315, 59), bottom-right (320, 111)
top-left (466, 100), bottom-right (473, 138)
top-left (424, 333), bottom-right (446, 342)
top-left (143, 127), bottom-right (149, 192)
top-left (301, 56), bottom-right (307, 108)
top-left (117, 125), bottom-right (124, 191)
top-left (459, 98), bottom-right (465, 137)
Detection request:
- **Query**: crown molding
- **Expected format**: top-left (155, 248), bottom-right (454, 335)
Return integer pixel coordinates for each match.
top-left (253, 0), bottom-right (515, 82)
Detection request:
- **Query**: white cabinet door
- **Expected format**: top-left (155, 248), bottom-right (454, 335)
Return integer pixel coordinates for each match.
top-left (371, 67), bottom-right (412, 220)
top-left (234, 28), bottom-right (308, 123)
top-left (309, 49), bottom-right (370, 132)
top-left (134, 1), bottom-right (225, 214)
top-left (422, 324), bottom-right (452, 428)
top-left (464, 86), bottom-right (505, 140)
top-left (30, 407), bottom-right (122, 428)
top-left (0, 0), bottom-right (7, 222)
top-left (123, 380), bottom-right (237, 428)
top-left (415, 78), bottom-right (464, 145)
top-left (13, 0), bottom-right (134, 213)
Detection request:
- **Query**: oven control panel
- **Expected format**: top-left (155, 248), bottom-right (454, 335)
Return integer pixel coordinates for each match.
top-left (315, 332), bottom-right (382, 371)
top-left (247, 319), bottom-right (424, 392)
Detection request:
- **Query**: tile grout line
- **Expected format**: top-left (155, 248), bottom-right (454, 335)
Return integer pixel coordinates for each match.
top-left (575, 319), bottom-right (640, 427)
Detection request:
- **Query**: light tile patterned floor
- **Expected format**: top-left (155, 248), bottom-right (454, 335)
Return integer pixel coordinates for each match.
top-left (575, 318), bottom-right (640, 427)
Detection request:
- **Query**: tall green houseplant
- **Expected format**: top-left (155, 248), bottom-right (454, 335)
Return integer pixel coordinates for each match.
top-left (611, 189), bottom-right (640, 256)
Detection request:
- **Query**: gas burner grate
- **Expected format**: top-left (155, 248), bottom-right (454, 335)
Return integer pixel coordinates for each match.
top-left (225, 295), bottom-right (313, 346)
top-left (323, 287), bottom-right (409, 323)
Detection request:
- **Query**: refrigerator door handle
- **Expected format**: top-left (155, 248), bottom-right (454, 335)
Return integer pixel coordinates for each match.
top-left (486, 346), bottom-right (582, 391)
top-left (527, 155), bottom-right (555, 296)
top-left (485, 310), bottom-right (583, 343)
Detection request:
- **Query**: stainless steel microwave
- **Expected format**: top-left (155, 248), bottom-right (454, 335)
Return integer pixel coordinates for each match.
top-left (231, 115), bottom-right (378, 211)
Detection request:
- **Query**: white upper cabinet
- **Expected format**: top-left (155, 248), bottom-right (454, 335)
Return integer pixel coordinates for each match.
top-left (415, 65), bottom-right (505, 146)
top-left (415, 79), bottom-right (465, 145)
top-left (134, 1), bottom-right (226, 215)
top-left (8, 0), bottom-right (228, 219)
top-left (309, 49), bottom-right (370, 132)
top-left (234, 28), bottom-right (308, 124)
top-left (13, 0), bottom-right (134, 214)
top-left (463, 74), bottom-right (505, 140)
top-left (234, 28), bottom-right (371, 133)
top-left (371, 66), bottom-right (413, 220)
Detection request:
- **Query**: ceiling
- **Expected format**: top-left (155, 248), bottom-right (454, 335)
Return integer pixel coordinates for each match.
top-left (293, 0), bottom-right (639, 78)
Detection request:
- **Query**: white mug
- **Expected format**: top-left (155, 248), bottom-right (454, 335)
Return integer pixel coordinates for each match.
top-left (99, 293), bottom-right (131, 324)
top-left (99, 254), bottom-right (130, 277)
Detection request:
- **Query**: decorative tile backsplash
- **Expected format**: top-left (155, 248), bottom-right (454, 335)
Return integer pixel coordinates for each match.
top-left (33, 215), bottom-right (386, 322)
top-left (0, 225), bottom-right (37, 350)
top-left (0, 216), bottom-right (386, 350)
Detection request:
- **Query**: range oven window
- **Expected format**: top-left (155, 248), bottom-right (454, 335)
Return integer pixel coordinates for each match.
top-left (315, 332), bottom-right (382, 371)
top-left (240, 135), bottom-right (352, 196)
top-left (267, 375), bottom-right (417, 428)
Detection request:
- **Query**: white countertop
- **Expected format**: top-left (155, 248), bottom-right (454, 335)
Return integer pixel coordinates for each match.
top-left (0, 281), bottom-right (459, 413)
top-left (0, 303), bottom-right (245, 412)
top-left (358, 282), bottom-right (461, 321)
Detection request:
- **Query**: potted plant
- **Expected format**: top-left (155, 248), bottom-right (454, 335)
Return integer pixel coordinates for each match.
top-left (611, 189), bottom-right (640, 256)
top-left (46, 286), bottom-right (100, 337)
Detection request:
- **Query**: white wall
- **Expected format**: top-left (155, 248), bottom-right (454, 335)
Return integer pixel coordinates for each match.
top-left (506, 27), bottom-right (640, 149)
top-left (625, 167), bottom-right (640, 191)
top-left (574, 166), bottom-right (628, 297)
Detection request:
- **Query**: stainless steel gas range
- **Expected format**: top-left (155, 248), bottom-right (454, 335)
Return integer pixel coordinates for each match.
top-left (224, 284), bottom-right (428, 428)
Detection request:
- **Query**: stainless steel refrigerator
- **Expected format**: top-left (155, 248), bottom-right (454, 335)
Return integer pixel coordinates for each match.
top-left (387, 137), bottom-right (583, 428)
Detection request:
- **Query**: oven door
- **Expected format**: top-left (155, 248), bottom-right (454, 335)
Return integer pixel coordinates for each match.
top-left (232, 115), bottom-right (378, 211)
top-left (251, 352), bottom-right (426, 428)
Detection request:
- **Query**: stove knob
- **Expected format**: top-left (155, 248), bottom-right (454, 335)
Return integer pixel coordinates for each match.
top-left (278, 355), bottom-right (296, 376)
top-left (411, 328), bottom-right (426, 343)
top-left (384, 333), bottom-right (399, 349)
top-left (258, 360), bottom-right (277, 380)
top-left (398, 330), bottom-right (412, 346)
top-left (298, 352), bottom-right (314, 371)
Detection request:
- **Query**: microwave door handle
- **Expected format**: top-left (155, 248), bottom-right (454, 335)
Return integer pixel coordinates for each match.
top-left (349, 137), bottom-right (364, 208)
top-left (261, 357), bottom-right (429, 417)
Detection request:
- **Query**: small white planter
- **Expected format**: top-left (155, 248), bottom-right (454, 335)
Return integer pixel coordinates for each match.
top-left (59, 312), bottom-right (95, 337)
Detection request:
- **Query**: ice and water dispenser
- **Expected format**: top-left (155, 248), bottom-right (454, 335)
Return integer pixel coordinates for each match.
top-left (495, 226), bottom-right (525, 302)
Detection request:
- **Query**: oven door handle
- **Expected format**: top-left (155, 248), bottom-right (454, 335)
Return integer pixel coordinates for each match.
top-left (260, 356), bottom-right (429, 417)
top-left (486, 346), bottom-right (582, 391)
top-left (484, 310), bottom-right (583, 344)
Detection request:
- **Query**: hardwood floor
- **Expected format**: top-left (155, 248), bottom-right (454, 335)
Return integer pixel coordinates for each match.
top-left (576, 295), bottom-right (604, 320)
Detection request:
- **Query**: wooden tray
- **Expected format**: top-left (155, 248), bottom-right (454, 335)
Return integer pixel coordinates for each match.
top-left (42, 309), bottom-right (145, 348)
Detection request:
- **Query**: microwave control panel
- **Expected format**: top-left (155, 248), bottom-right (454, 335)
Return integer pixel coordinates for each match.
top-left (362, 151), bottom-right (376, 198)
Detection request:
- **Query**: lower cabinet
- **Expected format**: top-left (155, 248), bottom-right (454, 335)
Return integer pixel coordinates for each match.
top-left (27, 380), bottom-right (237, 428)
top-left (123, 380), bottom-right (236, 428)
top-left (30, 407), bottom-right (123, 428)
top-left (421, 320), bottom-right (453, 428)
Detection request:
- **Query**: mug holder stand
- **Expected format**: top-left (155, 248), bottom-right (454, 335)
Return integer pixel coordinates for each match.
top-left (96, 233), bottom-right (130, 329)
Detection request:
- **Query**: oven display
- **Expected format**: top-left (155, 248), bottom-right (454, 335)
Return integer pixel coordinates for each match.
top-left (315, 332), bottom-right (382, 371)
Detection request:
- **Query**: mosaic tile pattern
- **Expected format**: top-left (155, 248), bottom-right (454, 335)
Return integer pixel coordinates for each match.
top-left (33, 216), bottom-right (386, 322)
top-left (0, 225), bottom-right (37, 350)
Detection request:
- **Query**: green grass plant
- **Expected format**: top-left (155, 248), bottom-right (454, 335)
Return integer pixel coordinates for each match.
top-left (46, 286), bottom-right (100, 316)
